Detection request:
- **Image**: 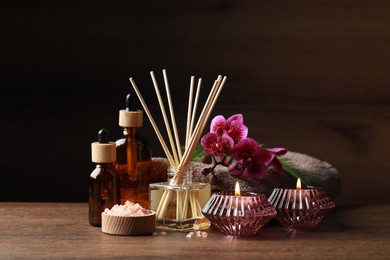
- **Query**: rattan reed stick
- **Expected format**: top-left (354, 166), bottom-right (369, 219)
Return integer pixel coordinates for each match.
top-left (173, 75), bottom-right (225, 184)
top-left (129, 78), bottom-right (175, 166)
top-left (150, 71), bottom-right (179, 168)
top-left (190, 78), bottom-right (202, 139)
top-left (162, 69), bottom-right (182, 161)
top-left (185, 76), bottom-right (195, 148)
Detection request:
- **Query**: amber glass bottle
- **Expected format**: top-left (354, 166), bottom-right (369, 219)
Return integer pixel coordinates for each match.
top-left (115, 93), bottom-right (154, 208)
top-left (89, 129), bottom-right (120, 227)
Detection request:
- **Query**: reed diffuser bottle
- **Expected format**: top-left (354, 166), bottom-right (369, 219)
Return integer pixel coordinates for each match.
top-left (115, 93), bottom-right (154, 208)
top-left (89, 128), bottom-right (121, 227)
top-left (149, 165), bottom-right (211, 231)
top-left (129, 70), bottom-right (228, 231)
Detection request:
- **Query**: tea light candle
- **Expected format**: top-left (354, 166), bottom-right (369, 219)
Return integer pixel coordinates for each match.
top-left (202, 182), bottom-right (276, 237)
top-left (268, 178), bottom-right (335, 230)
top-left (230, 181), bottom-right (248, 212)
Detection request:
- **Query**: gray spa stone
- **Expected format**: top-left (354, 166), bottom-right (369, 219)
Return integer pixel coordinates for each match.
top-left (151, 151), bottom-right (341, 199)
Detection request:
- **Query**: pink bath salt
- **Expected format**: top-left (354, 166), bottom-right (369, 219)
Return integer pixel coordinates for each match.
top-left (160, 231), bottom-right (167, 236)
top-left (196, 231), bottom-right (202, 237)
top-left (104, 200), bottom-right (150, 217)
top-left (201, 232), bottom-right (208, 238)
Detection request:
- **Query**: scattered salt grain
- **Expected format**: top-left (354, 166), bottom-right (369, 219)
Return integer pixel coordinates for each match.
top-left (186, 231), bottom-right (208, 239)
top-left (152, 232), bottom-right (159, 236)
top-left (104, 200), bottom-right (151, 217)
top-left (160, 231), bottom-right (167, 236)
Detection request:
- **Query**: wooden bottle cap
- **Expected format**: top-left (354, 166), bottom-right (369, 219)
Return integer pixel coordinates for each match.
top-left (119, 109), bottom-right (143, 128)
top-left (91, 142), bottom-right (116, 163)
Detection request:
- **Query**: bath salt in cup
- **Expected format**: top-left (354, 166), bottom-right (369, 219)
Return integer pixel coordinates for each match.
top-left (101, 200), bottom-right (156, 236)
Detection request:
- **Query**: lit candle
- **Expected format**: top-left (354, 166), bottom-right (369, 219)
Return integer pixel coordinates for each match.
top-left (235, 181), bottom-right (240, 196)
top-left (233, 181), bottom-right (243, 209)
top-left (293, 178), bottom-right (307, 207)
top-left (230, 181), bottom-right (252, 210)
top-left (201, 183), bottom-right (276, 237)
top-left (296, 178), bottom-right (302, 189)
top-left (268, 178), bottom-right (335, 230)
top-left (295, 178), bottom-right (302, 221)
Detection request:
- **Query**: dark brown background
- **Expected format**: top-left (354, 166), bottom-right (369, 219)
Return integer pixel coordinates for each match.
top-left (1, 0), bottom-right (389, 204)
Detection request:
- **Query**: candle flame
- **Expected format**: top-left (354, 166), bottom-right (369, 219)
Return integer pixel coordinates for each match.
top-left (235, 181), bottom-right (241, 196)
top-left (296, 178), bottom-right (302, 189)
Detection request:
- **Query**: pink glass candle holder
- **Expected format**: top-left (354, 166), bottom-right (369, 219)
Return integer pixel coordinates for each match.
top-left (268, 186), bottom-right (335, 230)
top-left (202, 191), bottom-right (276, 237)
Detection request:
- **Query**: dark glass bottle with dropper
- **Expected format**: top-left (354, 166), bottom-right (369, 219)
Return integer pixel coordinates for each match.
top-left (115, 93), bottom-right (155, 208)
top-left (89, 128), bottom-right (121, 227)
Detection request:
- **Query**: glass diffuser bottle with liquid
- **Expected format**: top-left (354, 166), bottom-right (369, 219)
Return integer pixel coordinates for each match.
top-left (149, 165), bottom-right (211, 231)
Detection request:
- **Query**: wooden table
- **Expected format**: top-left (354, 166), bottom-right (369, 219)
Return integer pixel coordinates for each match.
top-left (0, 203), bottom-right (389, 259)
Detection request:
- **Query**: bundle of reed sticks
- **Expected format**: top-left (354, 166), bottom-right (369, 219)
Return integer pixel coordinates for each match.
top-left (129, 69), bottom-right (227, 184)
top-left (129, 69), bottom-right (227, 222)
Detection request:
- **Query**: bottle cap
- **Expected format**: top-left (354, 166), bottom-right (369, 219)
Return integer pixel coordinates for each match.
top-left (119, 110), bottom-right (143, 127)
top-left (119, 93), bottom-right (143, 127)
top-left (91, 128), bottom-right (116, 163)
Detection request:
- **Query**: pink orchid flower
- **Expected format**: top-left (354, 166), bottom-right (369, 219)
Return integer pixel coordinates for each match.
top-left (201, 114), bottom-right (248, 157)
top-left (228, 138), bottom-right (273, 180)
top-left (210, 114), bottom-right (248, 143)
top-left (201, 132), bottom-right (234, 157)
top-left (201, 114), bottom-right (288, 181)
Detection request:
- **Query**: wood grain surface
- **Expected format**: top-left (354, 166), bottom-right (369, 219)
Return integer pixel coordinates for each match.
top-left (0, 203), bottom-right (389, 259)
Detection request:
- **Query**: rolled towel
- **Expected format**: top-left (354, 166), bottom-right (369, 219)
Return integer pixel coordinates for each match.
top-left (151, 151), bottom-right (341, 200)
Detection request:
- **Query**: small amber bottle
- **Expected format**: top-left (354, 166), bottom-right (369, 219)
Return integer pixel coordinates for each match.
top-left (89, 128), bottom-right (120, 227)
top-left (115, 93), bottom-right (153, 208)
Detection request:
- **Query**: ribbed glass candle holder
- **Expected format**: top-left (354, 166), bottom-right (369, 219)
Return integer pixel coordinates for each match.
top-left (202, 191), bottom-right (276, 237)
top-left (268, 187), bottom-right (335, 230)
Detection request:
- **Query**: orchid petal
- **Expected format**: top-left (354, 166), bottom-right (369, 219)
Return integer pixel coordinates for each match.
top-left (210, 115), bottom-right (226, 134)
top-left (233, 138), bottom-right (260, 160)
top-left (242, 162), bottom-right (267, 180)
top-left (227, 114), bottom-right (244, 124)
top-left (270, 158), bottom-right (284, 173)
top-left (255, 148), bottom-right (273, 164)
top-left (201, 133), bottom-right (217, 154)
top-left (266, 147), bottom-right (288, 156)
top-left (228, 120), bottom-right (248, 143)
top-left (220, 133), bottom-right (235, 156)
